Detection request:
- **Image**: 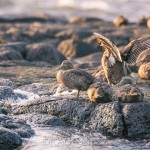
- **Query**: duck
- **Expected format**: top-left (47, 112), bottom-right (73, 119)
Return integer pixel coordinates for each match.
top-left (87, 76), bottom-right (113, 103)
top-left (56, 60), bottom-right (94, 98)
top-left (93, 33), bottom-right (150, 84)
top-left (114, 76), bottom-right (144, 103)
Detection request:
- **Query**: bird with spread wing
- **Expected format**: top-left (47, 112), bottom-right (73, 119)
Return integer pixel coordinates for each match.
top-left (93, 33), bottom-right (150, 84)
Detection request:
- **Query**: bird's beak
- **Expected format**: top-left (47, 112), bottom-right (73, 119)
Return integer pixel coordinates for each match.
top-left (93, 32), bottom-right (122, 62)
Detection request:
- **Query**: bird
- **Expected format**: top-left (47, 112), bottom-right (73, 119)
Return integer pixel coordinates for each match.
top-left (87, 76), bottom-right (113, 103)
top-left (93, 33), bottom-right (150, 84)
top-left (56, 60), bottom-right (94, 98)
top-left (114, 76), bottom-right (144, 103)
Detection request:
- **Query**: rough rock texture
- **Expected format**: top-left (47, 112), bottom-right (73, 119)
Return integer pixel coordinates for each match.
top-left (26, 43), bottom-right (66, 65)
top-left (57, 39), bottom-right (99, 59)
top-left (17, 113), bottom-right (67, 126)
top-left (0, 86), bottom-right (16, 101)
top-left (0, 127), bottom-right (22, 150)
top-left (12, 94), bottom-right (150, 138)
top-left (0, 101), bottom-right (11, 115)
top-left (122, 101), bottom-right (150, 137)
top-left (0, 47), bottom-right (23, 61)
top-left (0, 114), bottom-right (34, 138)
top-left (0, 79), bottom-right (15, 89)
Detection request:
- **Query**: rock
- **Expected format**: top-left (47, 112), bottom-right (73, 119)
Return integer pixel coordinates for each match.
top-left (0, 42), bottom-right (27, 57)
top-left (0, 60), bottom-right (52, 67)
top-left (0, 86), bottom-right (16, 101)
top-left (74, 52), bottom-right (102, 65)
top-left (0, 101), bottom-right (12, 115)
top-left (113, 16), bottom-right (128, 27)
top-left (26, 43), bottom-right (66, 65)
top-left (0, 79), bottom-right (15, 89)
top-left (122, 101), bottom-right (150, 137)
top-left (68, 16), bottom-right (102, 24)
top-left (138, 16), bottom-right (147, 26)
top-left (83, 35), bottom-right (102, 50)
top-left (0, 127), bottom-right (22, 150)
top-left (138, 62), bottom-right (150, 79)
top-left (0, 114), bottom-right (34, 138)
top-left (12, 86), bottom-right (150, 138)
top-left (0, 47), bottom-right (23, 61)
top-left (57, 39), bottom-right (99, 59)
top-left (55, 30), bottom-right (92, 41)
top-left (18, 113), bottom-right (67, 126)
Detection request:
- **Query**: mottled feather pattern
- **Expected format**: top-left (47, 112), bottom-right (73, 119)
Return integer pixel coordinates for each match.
top-left (61, 69), bottom-right (94, 90)
top-left (124, 36), bottom-right (150, 65)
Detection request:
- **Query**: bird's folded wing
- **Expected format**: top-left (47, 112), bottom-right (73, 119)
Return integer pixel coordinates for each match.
top-left (123, 36), bottom-right (150, 65)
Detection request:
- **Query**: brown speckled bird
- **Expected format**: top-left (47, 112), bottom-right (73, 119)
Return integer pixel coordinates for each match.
top-left (93, 33), bottom-right (150, 84)
top-left (114, 76), bottom-right (144, 103)
top-left (56, 60), bottom-right (94, 98)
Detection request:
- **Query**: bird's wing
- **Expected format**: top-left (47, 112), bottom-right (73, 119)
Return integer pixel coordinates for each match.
top-left (123, 36), bottom-right (150, 65)
top-left (63, 69), bottom-right (94, 89)
top-left (93, 32), bottom-right (122, 62)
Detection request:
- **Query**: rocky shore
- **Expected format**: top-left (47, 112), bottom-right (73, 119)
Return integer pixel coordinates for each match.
top-left (0, 14), bottom-right (150, 149)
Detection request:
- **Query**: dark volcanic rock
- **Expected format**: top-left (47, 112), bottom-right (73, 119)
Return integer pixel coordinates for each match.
top-left (0, 42), bottom-right (27, 57)
top-left (57, 39), bottom-right (99, 59)
top-left (26, 43), bottom-right (66, 65)
top-left (0, 101), bottom-right (11, 115)
top-left (0, 127), bottom-right (22, 150)
top-left (0, 114), bottom-right (34, 138)
top-left (0, 60), bottom-right (52, 67)
top-left (0, 79), bottom-right (15, 89)
top-left (0, 86), bottom-right (16, 101)
top-left (0, 47), bottom-right (23, 61)
top-left (122, 101), bottom-right (150, 137)
top-left (19, 113), bottom-right (67, 126)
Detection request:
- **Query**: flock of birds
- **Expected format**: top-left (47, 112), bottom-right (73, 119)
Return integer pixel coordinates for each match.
top-left (56, 33), bottom-right (150, 103)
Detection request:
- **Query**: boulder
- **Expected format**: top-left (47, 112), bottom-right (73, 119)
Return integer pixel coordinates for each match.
top-left (0, 127), bottom-right (22, 150)
top-left (113, 16), bottom-right (129, 27)
top-left (0, 86), bottom-right (16, 101)
top-left (0, 79), bottom-right (15, 89)
top-left (12, 93), bottom-right (150, 138)
top-left (0, 42), bottom-right (27, 57)
top-left (0, 114), bottom-right (34, 138)
top-left (57, 39), bottom-right (99, 59)
top-left (26, 43), bottom-right (66, 65)
top-left (18, 113), bottom-right (67, 126)
top-left (0, 47), bottom-right (23, 61)
top-left (68, 16), bottom-right (102, 24)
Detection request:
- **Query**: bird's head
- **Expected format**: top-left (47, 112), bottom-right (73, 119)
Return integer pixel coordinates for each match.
top-left (57, 60), bottom-right (74, 70)
top-left (93, 32), bottom-right (122, 62)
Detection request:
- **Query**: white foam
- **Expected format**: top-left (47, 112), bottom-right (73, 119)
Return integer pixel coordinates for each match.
top-left (14, 89), bottom-right (40, 104)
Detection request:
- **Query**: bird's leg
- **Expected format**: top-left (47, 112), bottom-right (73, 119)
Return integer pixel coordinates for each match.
top-left (76, 90), bottom-right (80, 99)
top-left (55, 84), bottom-right (63, 95)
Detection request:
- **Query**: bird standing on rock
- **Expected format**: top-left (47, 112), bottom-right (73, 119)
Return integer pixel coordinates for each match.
top-left (56, 60), bottom-right (94, 98)
top-left (93, 33), bottom-right (150, 84)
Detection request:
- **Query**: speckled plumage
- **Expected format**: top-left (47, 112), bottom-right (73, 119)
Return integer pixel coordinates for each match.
top-left (56, 60), bottom-right (94, 98)
top-left (114, 76), bottom-right (144, 103)
top-left (94, 33), bottom-right (150, 84)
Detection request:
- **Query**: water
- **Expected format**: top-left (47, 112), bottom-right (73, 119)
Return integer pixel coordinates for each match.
top-left (0, 0), bottom-right (150, 21)
top-left (21, 125), bottom-right (150, 150)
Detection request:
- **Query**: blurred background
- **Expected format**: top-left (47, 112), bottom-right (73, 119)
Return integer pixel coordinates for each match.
top-left (0, 0), bottom-right (150, 22)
